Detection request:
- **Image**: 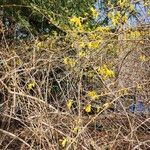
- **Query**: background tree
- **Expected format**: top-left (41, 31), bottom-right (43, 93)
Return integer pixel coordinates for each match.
top-left (0, 0), bottom-right (149, 38)
top-left (0, 0), bottom-right (97, 36)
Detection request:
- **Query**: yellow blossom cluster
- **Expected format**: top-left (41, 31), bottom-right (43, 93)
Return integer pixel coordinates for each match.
top-left (96, 26), bottom-right (110, 33)
top-left (66, 99), bottom-right (73, 109)
top-left (87, 41), bottom-right (100, 49)
top-left (108, 11), bottom-right (120, 26)
top-left (85, 104), bottom-right (91, 112)
top-left (78, 41), bottom-right (100, 49)
top-left (139, 54), bottom-right (148, 62)
top-left (27, 81), bottom-right (35, 90)
top-left (63, 57), bottom-right (76, 67)
top-left (103, 102), bottom-right (110, 109)
top-left (35, 40), bottom-right (44, 49)
top-left (108, 11), bottom-right (128, 26)
top-left (118, 88), bottom-right (128, 96)
top-left (148, 9), bottom-right (150, 15)
top-left (72, 118), bottom-right (82, 133)
top-left (59, 137), bottom-right (68, 147)
top-left (97, 64), bottom-right (115, 80)
top-left (87, 90), bottom-right (99, 100)
top-left (126, 31), bottom-right (141, 39)
top-left (70, 16), bottom-right (82, 29)
top-left (78, 51), bottom-right (86, 58)
top-left (87, 70), bottom-right (95, 79)
top-left (90, 7), bottom-right (98, 18)
top-left (79, 42), bottom-right (86, 48)
top-left (117, 0), bottom-right (128, 9)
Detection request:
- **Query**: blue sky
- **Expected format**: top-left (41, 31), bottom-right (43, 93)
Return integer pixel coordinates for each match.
top-left (95, 0), bottom-right (150, 27)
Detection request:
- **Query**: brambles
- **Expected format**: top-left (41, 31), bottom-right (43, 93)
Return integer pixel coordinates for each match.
top-left (0, 1), bottom-right (150, 150)
top-left (0, 30), bottom-right (149, 150)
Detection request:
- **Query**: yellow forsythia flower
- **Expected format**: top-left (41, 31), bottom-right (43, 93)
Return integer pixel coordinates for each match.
top-left (85, 104), bottom-right (91, 113)
top-left (96, 26), bottom-right (109, 33)
top-left (70, 16), bottom-right (82, 27)
top-left (130, 31), bottom-right (141, 39)
top-left (117, 0), bottom-right (127, 9)
top-left (63, 57), bottom-right (76, 67)
top-left (59, 137), bottom-right (67, 147)
top-left (108, 12), bottom-right (121, 26)
top-left (116, 11), bottom-right (121, 18)
top-left (144, 2), bottom-right (149, 7)
top-left (97, 64), bottom-right (115, 79)
top-left (35, 40), bottom-right (44, 48)
top-left (118, 88), bottom-right (128, 96)
top-left (96, 106), bottom-right (101, 113)
top-left (112, 18), bottom-right (118, 26)
top-left (139, 54), bottom-right (146, 62)
top-left (128, 5), bottom-right (134, 12)
top-left (136, 84), bottom-right (142, 91)
top-left (103, 102), bottom-right (110, 109)
top-left (90, 7), bottom-right (98, 18)
top-left (37, 42), bottom-right (43, 48)
top-left (27, 81), bottom-right (35, 90)
top-left (139, 41), bottom-right (144, 44)
top-left (148, 10), bottom-right (150, 15)
top-left (87, 71), bottom-right (95, 79)
top-left (87, 41), bottom-right (99, 49)
top-left (66, 99), bottom-right (73, 109)
top-left (78, 51), bottom-right (86, 58)
top-left (122, 14), bottom-right (128, 23)
top-left (87, 91), bottom-right (99, 100)
top-left (79, 42), bottom-right (86, 48)
top-left (73, 126), bottom-right (80, 133)
top-left (16, 59), bottom-right (22, 66)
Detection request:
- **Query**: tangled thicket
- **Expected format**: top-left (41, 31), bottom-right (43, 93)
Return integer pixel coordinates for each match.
top-left (0, 23), bottom-right (150, 149)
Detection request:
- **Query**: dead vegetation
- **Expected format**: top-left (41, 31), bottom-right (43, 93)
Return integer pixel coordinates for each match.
top-left (0, 25), bottom-right (150, 150)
